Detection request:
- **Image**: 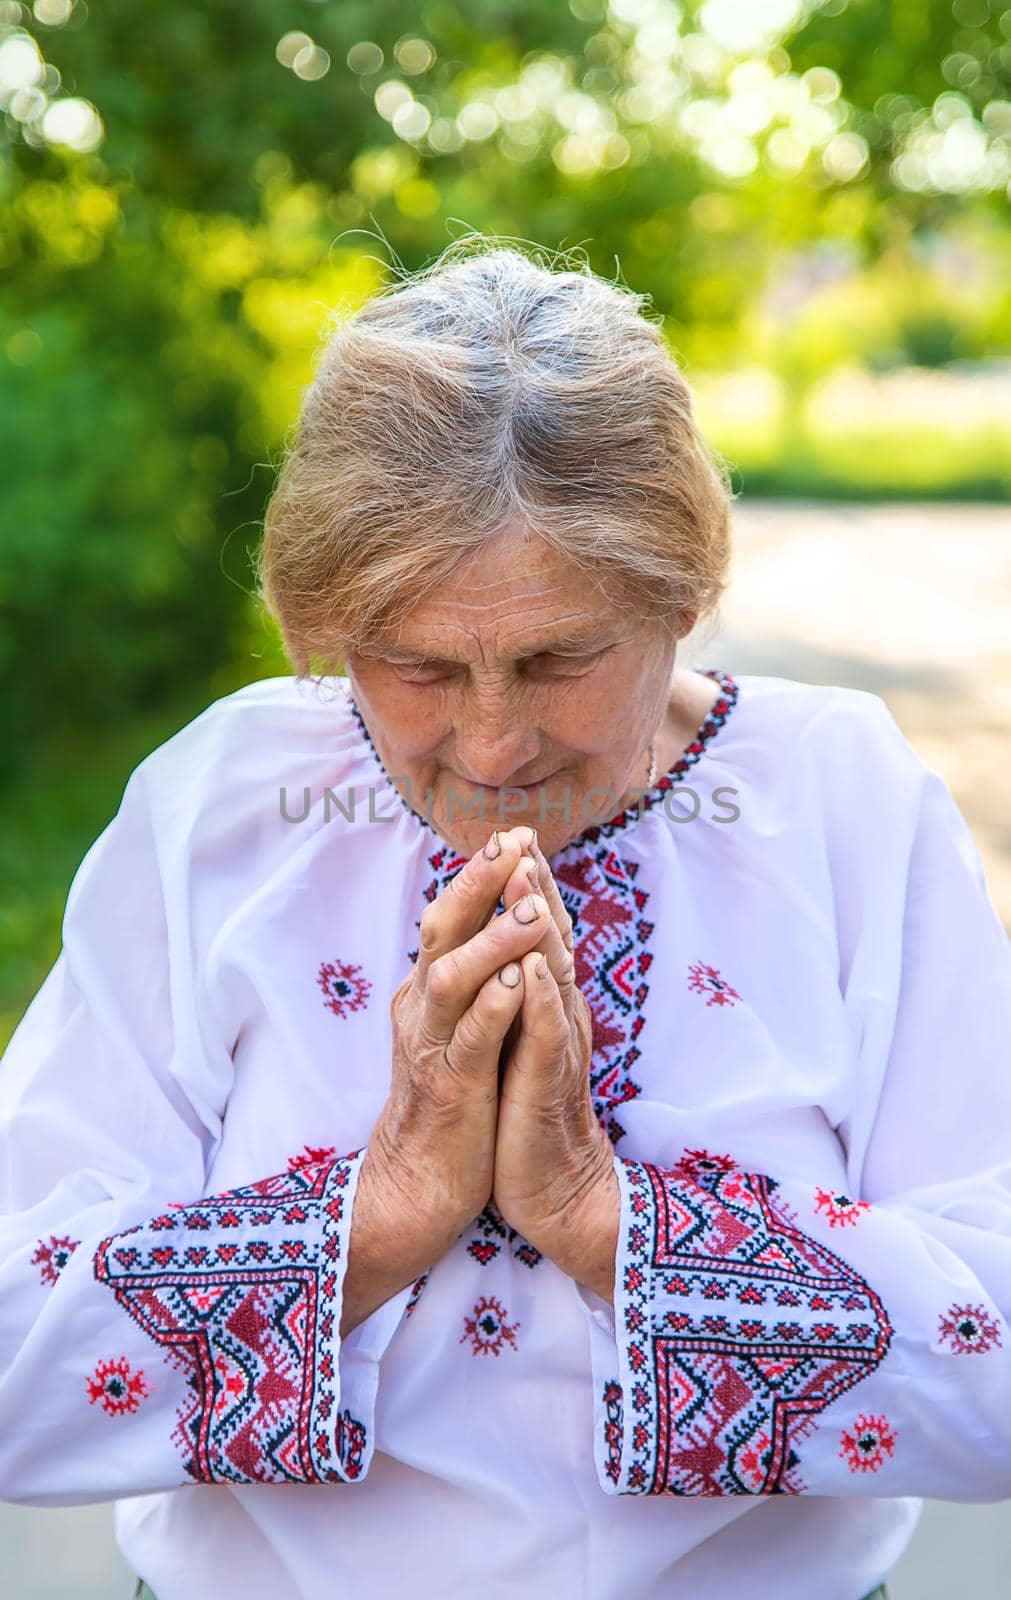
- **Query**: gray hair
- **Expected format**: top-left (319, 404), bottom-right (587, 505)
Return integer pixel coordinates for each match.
top-left (256, 234), bottom-right (736, 675)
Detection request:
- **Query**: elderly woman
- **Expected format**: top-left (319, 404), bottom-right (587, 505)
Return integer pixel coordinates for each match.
top-left (1, 245), bottom-right (1009, 1600)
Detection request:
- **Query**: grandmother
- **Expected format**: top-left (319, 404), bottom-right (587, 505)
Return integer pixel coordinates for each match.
top-left (1, 243), bottom-right (1009, 1600)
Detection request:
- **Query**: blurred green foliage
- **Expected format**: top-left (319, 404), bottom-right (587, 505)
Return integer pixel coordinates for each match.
top-left (1, 0), bottom-right (1009, 1037)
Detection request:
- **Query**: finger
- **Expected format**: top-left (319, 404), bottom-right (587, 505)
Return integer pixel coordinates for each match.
top-left (498, 838), bottom-right (574, 959)
top-left (499, 854), bottom-right (577, 1021)
top-left (529, 837), bottom-right (575, 954)
top-left (501, 824), bottom-right (538, 858)
top-left (422, 892), bottom-right (552, 1046)
top-left (501, 951), bottom-right (570, 1088)
top-left (413, 829), bottom-right (524, 985)
top-left (443, 961), bottom-right (527, 1087)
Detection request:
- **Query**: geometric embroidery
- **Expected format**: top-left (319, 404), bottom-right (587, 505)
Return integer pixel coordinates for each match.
top-left (86, 1356), bottom-right (148, 1417)
top-left (605, 1153), bottom-right (893, 1494)
top-left (93, 1154), bottom-right (368, 1484)
top-left (288, 1145), bottom-right (337, 1173)
top-left (466, 1201), bottom-right (543, 1270)
top-left (839, 1412), bottom-right (897, 1473)
top-left (31, 1233), bottom-right (79, 1287)
top-left (316, 959), bottom-right (372, 1019)
top-left (460, 1295), bottom-right (520, 1357)
top-left (813, 1188), bottom-right (871, 1229)
top-left (552, 846), bottom-right (652, 1147)
top-left (938, 1302), bottom-right (1003, 1355)
top-left (687, 961), bottom-right (741, 1008)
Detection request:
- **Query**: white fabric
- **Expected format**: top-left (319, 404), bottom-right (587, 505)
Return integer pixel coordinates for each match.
top-left (1, 665), bottom-right (1009, 1600)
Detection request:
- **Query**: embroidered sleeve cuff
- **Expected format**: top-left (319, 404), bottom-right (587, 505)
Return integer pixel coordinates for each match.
top-left (577, 1152), bottom-right (895, 1496)
top-left (93, 1147), bottom-right (411, 1485)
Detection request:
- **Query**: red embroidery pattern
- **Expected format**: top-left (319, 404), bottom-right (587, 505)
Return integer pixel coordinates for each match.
top-left (336, 1412), bottom-right (366, 1477)
top-left (466, 1201), bottom-right (543, 1270)
top-left (552, 848), bottom-right (653, 1145)
top-left (86, 1357), bottom-right (148, 1417)
top-left (938, 1302), bottom-right (1003, 1355)
top-left (687, 961), bottom-right (741, 1008)
top-left (288, 1145), bottom-right (337, 1172)
top-left (31, 1234), bottom-right (79, 1287)
top-left (673, 1150), bottom-right (737, 1185)
top-left (839, 1412), bottom-right (897, 1473)
top-left (814, 1188), bottom-right (872, 1229)
top-left (93, 1156), bottom-right (367, 1484)
top-left (461, 1295), bottom-right (520, 1356)
top-left (603, 1379), bottom-right (624, 1484)
top-left (316, 960), bottom-right (372, 1019)
top-left (405, 1273), bottom-right (429, 1317)
top-left (605, 1152), bottom-right (893, 1494)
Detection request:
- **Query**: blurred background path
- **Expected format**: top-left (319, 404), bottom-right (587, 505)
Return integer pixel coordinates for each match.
top-left (699, 497), bottom-right (1011, 927)
top-left (2, 497), bottom-right (1008, 1595)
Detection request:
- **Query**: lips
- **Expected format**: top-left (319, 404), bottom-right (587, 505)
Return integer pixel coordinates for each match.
top-left (476, 777), bottom-right (553, 790)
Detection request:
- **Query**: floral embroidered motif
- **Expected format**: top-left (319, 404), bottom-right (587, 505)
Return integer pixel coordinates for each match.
top-left (839, 1413), bottom-right (897, 1474)
top-left (93, 1156), bottom-right (368, 1484)
top-left (814, 1188), bottom-right (872, 1228)
top-left (316, 959), bottom-right (372, 1019)
top-left (288, 1145), bottom-right (337, 1172)
top-left (673, 1150), bottom-right (737, 1187)
top-left (31, 1233), bottom-right (79, 1287)
top-left (938, 1302), bottom-right (1003, 1355)
top-left (606, 1154), bottom-right (893, 1495)
top-left (461, 1295), bottom-right (520, 1357)
top-left (687, 961), bottom-right (741, 1008)
top-left (86, 1357), bottom-right (148, 1416)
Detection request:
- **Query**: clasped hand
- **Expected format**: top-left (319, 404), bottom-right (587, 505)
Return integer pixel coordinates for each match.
top-left (366, 825), bottom-right (620, 1302)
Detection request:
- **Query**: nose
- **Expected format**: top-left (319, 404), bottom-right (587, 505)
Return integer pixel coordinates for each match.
top-left (454, 721), bottom-right (542, 789)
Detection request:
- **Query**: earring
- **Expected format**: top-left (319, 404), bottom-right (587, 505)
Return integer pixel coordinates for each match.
top-left (646, 738), bottom-right (658, 789)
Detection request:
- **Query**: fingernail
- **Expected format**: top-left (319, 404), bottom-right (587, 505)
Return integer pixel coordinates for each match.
top-left (483, 829), bottom-right (501, 859)
top-left (526, 863), bottom-right (540, 890)
top-left (535, 954), bottom-right (548, 979)
top-left (529, 826), bottom-right (538, 855)
top-left (513, 893), bottom-right (542, 923)
top-left (499, 962), bottom-right (521, 987)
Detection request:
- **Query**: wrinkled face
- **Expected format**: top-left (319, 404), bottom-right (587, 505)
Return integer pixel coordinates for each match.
top-left (343, 525), bottom-right (682, 858)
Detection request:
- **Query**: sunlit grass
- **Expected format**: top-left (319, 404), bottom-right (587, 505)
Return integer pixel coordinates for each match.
top-left (694, 363), bottom-right (1011, 497)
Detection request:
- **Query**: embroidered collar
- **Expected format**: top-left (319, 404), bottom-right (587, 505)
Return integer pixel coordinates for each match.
top-left (345, 666), bottom-right (740, 852)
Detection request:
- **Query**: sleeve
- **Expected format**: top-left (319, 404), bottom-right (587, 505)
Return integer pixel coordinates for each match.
top-left (577, 723), bottom-right (1011, 1500)
top-left (0, 760), bottom-right (412, 1506)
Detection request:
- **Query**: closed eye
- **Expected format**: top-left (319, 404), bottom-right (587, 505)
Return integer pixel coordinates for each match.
top-left (390, 661), bottom-right (458, 684)
top-left (389, 647), bottom-right (611, 684)
top-left (527, 650), bottom-right (605, 676)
